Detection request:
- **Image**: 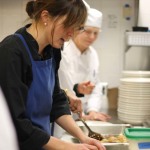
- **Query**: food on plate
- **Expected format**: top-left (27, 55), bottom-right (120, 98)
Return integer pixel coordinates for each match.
top-left (100, 134), bottom-right (127, 143)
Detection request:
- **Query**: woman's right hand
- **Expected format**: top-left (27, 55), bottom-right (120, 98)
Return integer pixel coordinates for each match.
top-left (78, 136), bottom-right (106, 150)
top-left (69, 143), bottom-right (104, 150)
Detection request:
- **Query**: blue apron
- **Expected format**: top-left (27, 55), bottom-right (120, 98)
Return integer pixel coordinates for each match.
top-left (15, 34), bottom-right (55, 137)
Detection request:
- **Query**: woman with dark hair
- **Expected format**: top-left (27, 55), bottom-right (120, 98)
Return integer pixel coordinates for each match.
top-left (0, 0), bottom-right (105, 150)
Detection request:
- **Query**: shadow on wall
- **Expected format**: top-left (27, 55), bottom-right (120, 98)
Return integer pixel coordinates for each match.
top-left (107, 88), bottom-right (118, 109)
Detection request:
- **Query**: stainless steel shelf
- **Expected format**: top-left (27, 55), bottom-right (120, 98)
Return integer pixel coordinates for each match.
top-left (126, 32), bottom-right (150, 46)
top-left (123, 32), bottom-right (150, 69)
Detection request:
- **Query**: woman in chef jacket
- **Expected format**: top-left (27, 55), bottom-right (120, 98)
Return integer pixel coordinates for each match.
top-left (0, 0), bottom-right (106, 150)
top-left (59, 8), bottom-right (111, 121)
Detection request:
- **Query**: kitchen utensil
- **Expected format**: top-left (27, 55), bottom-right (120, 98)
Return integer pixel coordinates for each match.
top-left (79, 118), bottom-right (103, 140)
top-left (61, 123), bottom-right (130, 150)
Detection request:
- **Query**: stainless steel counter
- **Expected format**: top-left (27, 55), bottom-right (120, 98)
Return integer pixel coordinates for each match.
top-left (106, 108), bottom-right (123, 124)
top-left (61, 109), bottom-right (145, 150)
top-left (61, 118), bottom-right (130, 150)
top-left (107, 108), bottom-right (146, 127)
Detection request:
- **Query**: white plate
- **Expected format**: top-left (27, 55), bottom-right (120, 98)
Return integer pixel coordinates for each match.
top-left (119, 86), bottom-right (150, 90)
top-left (119, 93), bottom-right (150, 97)
top-left (118, 105), bottom-right (150, 111)
top-left (118, 110), bottom-right (150, 118)
top-left (119, 95), bottom-right (150, 100)
top-left (120, 78), bottom-right (150, 83)
top-left (122, 71), bottom-right (150, 78)
top-left (119, 97), bottom-right (150, 102)
top-left (119, 88), bottom-right (150, 93)
top-left (117, 111), bottom-right (150, 119)
top-left (118, 101), bottom-right (150, 108)
top-left (118, 116), bottom-right (144, 125)
top-left (118, 108), bottom-right (150, 115)
top-left (122, 71), bottom-right (150, 75)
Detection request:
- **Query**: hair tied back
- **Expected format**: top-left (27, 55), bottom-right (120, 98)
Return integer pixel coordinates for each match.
top-left (26, 0), bottom-right (36, 19)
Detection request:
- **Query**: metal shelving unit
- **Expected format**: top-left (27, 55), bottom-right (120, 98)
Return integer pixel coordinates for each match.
top-left (124, 32), bottom-right (150, 68)
top-left (125, 32), bottom-right (150, 52)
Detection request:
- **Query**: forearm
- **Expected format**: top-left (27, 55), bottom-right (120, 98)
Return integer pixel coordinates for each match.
top-left (43, 136), bottom-right (74, 150)
top-left (56, 115), bottom-right (86, 143)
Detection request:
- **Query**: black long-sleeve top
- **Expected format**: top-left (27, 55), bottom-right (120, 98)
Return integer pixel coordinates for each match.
top-left (0, 24), bottom-right (71, 150)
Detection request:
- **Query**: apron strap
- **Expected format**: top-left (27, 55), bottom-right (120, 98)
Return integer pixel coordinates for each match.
top-left (15, 33), bottom-right (34, 62)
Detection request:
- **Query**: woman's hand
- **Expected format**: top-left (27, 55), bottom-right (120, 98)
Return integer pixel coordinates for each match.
top-left (66, 90), bottom-right (83, 117)
top-left (78, 81), bottom-right (95, 95)
top-left (44, 136), bottom-right (105, 150)
top-left (82, 111), bottom-right (111, 122)
top-left (66, 143), bottom-right (104, 150)
top-left (79, 136), bottom-right (106, 150)
top-left (54, 116), bottom-right (106, 150)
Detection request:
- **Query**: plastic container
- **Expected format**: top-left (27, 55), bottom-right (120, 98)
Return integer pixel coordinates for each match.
top-left (124, 128), bottom-right (150, 150)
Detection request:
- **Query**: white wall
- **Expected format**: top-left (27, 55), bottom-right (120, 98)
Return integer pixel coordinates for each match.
top-left (86, 0), bottom-right (138, 87)
top-left (0, 0), bottom-right (28, 40)
top-left (0, 0), bottom-right (149, 88)
top-left (138, 0), bottom-right (150, 28)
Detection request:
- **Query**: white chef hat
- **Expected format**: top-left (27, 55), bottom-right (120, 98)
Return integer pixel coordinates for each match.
top-left (85, 8), bottom-right (103, 29)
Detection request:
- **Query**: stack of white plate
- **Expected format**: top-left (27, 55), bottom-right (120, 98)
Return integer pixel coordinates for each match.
top-left (118, 71), bottom-right (150, 125)
top-left (122, 71), bottom-right (150, 78)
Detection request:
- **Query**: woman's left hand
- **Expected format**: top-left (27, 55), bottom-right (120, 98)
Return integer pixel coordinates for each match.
top-left (81, 136), bottom-right (106, 150)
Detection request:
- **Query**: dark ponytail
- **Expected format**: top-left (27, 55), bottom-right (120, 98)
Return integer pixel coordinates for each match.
top-left (26, 1), bottom-right (35, 19)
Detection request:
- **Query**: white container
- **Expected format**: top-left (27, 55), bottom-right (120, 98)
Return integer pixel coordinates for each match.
top-left (124, 128), bottom-right (150, 150)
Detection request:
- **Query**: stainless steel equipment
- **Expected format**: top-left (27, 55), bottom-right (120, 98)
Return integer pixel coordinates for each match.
top-left (61, 121), bottom-right (131, 150)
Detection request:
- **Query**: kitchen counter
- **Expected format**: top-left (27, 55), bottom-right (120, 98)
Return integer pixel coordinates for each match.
top-left (106, 108), bottom-right (148, 127)
top-left (61, 108), bottom-right (144, 150)
top-left (106, 108), bottom-right (123, 124)
top-left (61, 111), bottom-right (130, 150)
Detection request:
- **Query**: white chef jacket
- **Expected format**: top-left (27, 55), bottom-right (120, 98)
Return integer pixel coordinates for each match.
top-left (59, 40), bottom-right (103, 113)
top-left (0, 88), bottom-right (19, 150)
